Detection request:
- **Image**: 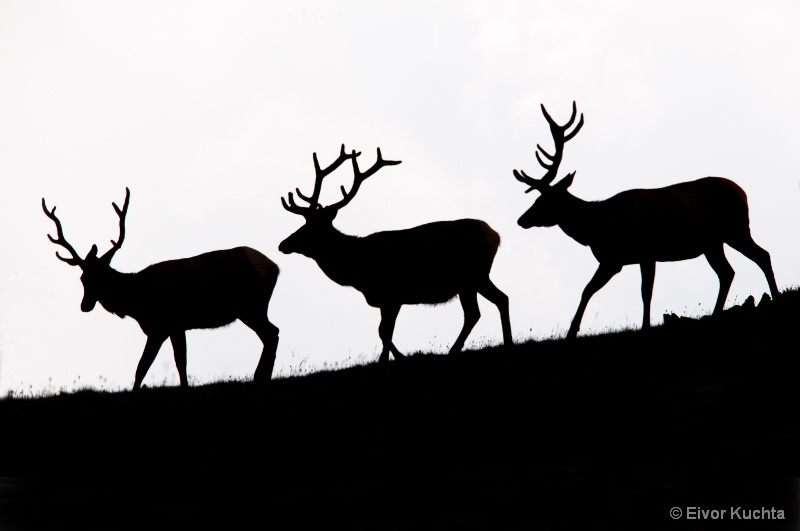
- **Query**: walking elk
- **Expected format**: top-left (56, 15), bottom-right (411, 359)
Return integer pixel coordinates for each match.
top-left (280, 144), bottom-right (513, 363)
top-left (513, 101), bottom-right (779, 339)
top-left (42, 188), bottom-right (280, 389)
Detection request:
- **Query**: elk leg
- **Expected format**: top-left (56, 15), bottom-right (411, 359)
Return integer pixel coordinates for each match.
top-left (478, 280), bottom-right (512, 346)
top-left (726, 236), bottom-right (780, 300)
top-left (378, 306), bottom-right (403, 363)
top-left (170, 331), bottom-right (189, 387)
top-left (254, 322), bottom-right (279, 383)
top-left (568, 262), bottom-right (622, 340)
top-left (640, 261), bottom-right (656, 329)
top-left (133, 334), bottom-right (167, 390)
top-left (450, 291), bottom-right (480, 354)
top-left (705, 246), bottom-right (734, 315)
top-left (241, 315), bottom-right (280, 384)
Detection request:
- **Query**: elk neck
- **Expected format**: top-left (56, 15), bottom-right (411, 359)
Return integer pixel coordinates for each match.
top-left (554, 193), bottom-right (602, 247)
top-left (305, 226), bottom-right (368, 288)
top-left (94, 268), bottom-right (140, 319)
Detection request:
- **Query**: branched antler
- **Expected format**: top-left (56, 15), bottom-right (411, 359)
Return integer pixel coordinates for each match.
top-left (297, 144), bottom-right (356, 207)
top-left (282, 145), bottom-right (401, 216)
top-left (282, 144), bottom-right (358, 215)
top-left (327, 147), bottom-right (401, 213)
top-left (515, 101), bottom-right (584, 192)
top-left (42, 188), bottom-right (131, 266)
top-left (42, 197), bottom-right (83, 266)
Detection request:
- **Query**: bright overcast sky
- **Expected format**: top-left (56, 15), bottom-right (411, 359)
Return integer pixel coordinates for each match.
top-left (1, 1), bottom-right (799, 395)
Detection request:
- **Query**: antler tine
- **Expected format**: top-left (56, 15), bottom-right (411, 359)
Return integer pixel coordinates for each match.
top-left (353, 148), bottom-right (401, 180)
top-left (280, 192), bottom-right (312, 215)
top-left (535, 146), bottom-right (555, 165)
top-left (513, 169), bottom-right (541, 194)
top-left (100, 187), bottom-right (130, 263)
top-left (564, 101), bottom-right (584, 142)
top-left (41, 197), bottom-right (83, 266)
top-left (317, 144), bottom-right (357, 178)
top-left (329, 147), bottom-right (402, 212)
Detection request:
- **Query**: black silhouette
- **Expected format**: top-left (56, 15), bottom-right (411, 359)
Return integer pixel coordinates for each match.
top-left (513, 101), bottom-right (780, 339)
top-left (42, 188), bottom-right (280, 389)
top-left (280, 144), bottom-right (512, 362)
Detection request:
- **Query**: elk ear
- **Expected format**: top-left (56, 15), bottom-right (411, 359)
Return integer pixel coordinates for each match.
top-left (554, 171), bottom-right (576, 191)
top-left (85, 245), bottom-right (99, 261)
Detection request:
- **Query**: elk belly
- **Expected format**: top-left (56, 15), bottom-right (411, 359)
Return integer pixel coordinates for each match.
top-left (362, 283), bottom-right (459, 307)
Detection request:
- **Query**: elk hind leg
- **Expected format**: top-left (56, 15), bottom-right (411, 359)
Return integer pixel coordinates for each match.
top-left (726, 235), bottom-right (780, 300)
top-left (640, 261), bottom-right (655, 330)
top-left (170, 331), bottom-right (189, 387)
top-left (478, 279), bottom-right (512, 346)
top-left (568, 262), bottom-right (622, 340)
top-left (705, 246), bottom-right (735, 315)
top-left (378, 305), bottom-right (403, 363)
top-left (241, 314), bottom-right (280, 384)
top-left (134, 334), bottom-right (168, 390)
top-left (449, 291), bottom-right (480, 355)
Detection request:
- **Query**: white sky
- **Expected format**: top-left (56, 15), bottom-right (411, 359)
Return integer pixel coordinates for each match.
top-left (1, 1), bottom-right (799, 395)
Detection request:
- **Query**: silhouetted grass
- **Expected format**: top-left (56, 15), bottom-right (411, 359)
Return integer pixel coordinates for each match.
top-left (2, 288), bottom-right (799, 531)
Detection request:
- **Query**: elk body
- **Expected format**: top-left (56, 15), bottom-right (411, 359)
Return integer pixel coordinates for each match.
top-left (280, 145), bottom-right (513, 363)
top-left (513, 102), bottom-right (779, 339)
top-left (42, 188), bottom-right (280, 389)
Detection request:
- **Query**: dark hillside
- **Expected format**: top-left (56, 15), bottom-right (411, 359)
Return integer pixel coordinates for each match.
top-left (2, 289), bottom-right (800, 530)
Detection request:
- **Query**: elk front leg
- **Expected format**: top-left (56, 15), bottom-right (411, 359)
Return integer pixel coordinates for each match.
top-left (170, 332), bottom-right (189, 388)
top-left (726, 234), bottom-right (780, 301)
top-left (640, 261), bottom-right (655, 330)
top-left (568, 262), bottom-right (622, 340)
top-left (133, 334), bottom-right (168, 390)
top-left (378, 305), bottom-right (403, 363)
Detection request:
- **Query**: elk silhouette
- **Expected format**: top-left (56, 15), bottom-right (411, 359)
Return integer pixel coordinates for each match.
top-left (513, 101), bottom-right (780, 339)
top-left (42, 188), bottom-right (280, 389)
top-left (280, 144), bottom-right (513, 363)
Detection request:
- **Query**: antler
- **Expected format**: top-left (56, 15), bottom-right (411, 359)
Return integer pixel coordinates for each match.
top-left (42, 197), bottom-right (84, 266)
top-left (514, 100), bottom-right (584, 192)
top-left (326, 147), bottom-right (402, 213)
top-left (281, 144), bottom-right (357, 215)
top-left (99, 187), bottom-right (130, 263)
top-left (282, 145), bottom-right (401, 216)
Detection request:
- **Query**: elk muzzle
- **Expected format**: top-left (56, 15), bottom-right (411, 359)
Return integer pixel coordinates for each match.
top-left (81, 295), bottom-right (98, 312)
top-left (517, 208), bottom-right (544, 229)
top-left (278, 236), bottom-right (295, 255)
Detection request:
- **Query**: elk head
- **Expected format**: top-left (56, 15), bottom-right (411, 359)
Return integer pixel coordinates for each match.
top-left (42, 188), bottom-right (130, 312)
top-left (514, 101), bottom-right (584, 228)
top-left (279, 144), bottom-right (401, 257)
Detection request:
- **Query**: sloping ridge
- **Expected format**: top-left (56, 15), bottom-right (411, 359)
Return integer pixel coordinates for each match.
top-left (1, 289), bottom-right (799, 530)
